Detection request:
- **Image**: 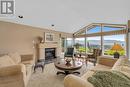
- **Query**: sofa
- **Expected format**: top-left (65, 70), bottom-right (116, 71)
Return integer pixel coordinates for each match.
top-left (0, 52), bottom-right (34, 87)
top-left (64, 56), bottom-right (130, 87)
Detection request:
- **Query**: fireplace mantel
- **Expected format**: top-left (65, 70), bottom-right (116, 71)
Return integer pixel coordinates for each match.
top-left (39, 43), bottom-right (58, 48)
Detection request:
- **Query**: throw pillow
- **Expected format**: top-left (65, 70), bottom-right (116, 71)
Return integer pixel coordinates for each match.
top-left (8, 52), bottom-right (21, 64)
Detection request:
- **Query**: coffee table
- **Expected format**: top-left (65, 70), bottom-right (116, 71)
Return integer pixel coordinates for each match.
top-left (54, 58), bottom-right (83, 75)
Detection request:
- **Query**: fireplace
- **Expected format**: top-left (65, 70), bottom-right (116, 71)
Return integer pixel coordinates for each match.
top-left (45, 48), bottom-right (56, 61)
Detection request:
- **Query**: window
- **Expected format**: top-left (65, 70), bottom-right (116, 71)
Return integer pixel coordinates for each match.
top-left (76, 31), bottom-right (86, 35)
top-left (74, 23), bottom-right (127, 56)
top-left (66, 38), bottom-right (73, 47)
top-left (74, 38), bottom-right (85, 54)
top-left (102, 26), bottom-right (124, 32)
top-left (61, 37), bottom-right (66, 52)
top-left (86, 37), bottom-right (101, 53)
top-left (87, 26), bottom-right (101, 34)
top-left (103, 35), bottom-right (126, 56)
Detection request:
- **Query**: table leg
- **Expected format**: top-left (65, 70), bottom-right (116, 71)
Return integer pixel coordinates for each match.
top-left (56, 71), bottom-right (80, 75)
top-left (56, 71), bottom-right (65, 75)
top-left (41, 66), bottom-right (44, 72)
top-left (72, 71), bottom-right (80, 74)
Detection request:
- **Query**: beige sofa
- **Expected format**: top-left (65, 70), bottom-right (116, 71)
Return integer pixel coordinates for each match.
top-left (64, 56), bottom-right (130, 87)
top-left (0, 52), bottom-right (34, 87)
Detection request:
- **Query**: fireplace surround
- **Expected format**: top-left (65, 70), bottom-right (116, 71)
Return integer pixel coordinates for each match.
top-left (45, 48), bottom-right (56, 61)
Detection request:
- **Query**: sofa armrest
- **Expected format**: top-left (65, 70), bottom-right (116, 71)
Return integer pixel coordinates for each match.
top-left (64, 75), bottom-right (87, 87)
top-left (0, 64), bottom-right (26, 87)
top-left (0, 64), bottom-right (26, 77)
top-left (97, 56), bottom-right (118, 67)
top-left (21, 54), bottom-right (33, 62)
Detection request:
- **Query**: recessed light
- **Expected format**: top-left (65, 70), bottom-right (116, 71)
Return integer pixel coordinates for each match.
top-left (18, 15), bottom-right (23, 18)
top-left (51, 24), bottom-right (54, 27)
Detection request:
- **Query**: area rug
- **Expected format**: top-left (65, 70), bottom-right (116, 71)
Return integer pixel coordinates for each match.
top-left (27, 62), bottom-right (93, 87)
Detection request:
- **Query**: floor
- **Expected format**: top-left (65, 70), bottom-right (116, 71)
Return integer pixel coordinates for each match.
top-left (27, 60), bottom-right (94, 87)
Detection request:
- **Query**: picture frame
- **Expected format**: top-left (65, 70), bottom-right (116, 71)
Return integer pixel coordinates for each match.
top-left (44, 33), bottom-right (54, 42)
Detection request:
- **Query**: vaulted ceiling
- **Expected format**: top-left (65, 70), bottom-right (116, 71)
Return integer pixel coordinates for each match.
top-left (0, 0), bottom-right (130, 33)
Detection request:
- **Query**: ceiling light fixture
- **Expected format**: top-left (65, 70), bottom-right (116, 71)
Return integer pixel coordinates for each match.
top-left (51, 24), bottom-right (54, 27)
top-left (18, 15), bottom-right (23, 18)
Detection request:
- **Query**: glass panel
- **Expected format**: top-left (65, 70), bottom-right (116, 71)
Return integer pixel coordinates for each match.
top-left (66, 38), bottom-right (73, 47)
top-left (103, 35), bottom-right (126, 56)
top-left (77, 30), bottom-right (86, 35)
top-left (87, 26), bottom-right (101, 34)
top-left (102, 26), bottom-right (124, 32)
top-left (86, 37), bottom-right (101, 53)
top-left (61, 37), bottom-right (66, 52)
top-left (74, 38), bottom-right (86, 55)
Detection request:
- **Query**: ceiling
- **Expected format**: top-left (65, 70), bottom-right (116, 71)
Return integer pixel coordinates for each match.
top-left (0, 0), bottom-right (130, 33)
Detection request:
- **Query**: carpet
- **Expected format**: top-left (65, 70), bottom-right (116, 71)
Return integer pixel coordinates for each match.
top-left (27, 62), bottom-right (93, 87)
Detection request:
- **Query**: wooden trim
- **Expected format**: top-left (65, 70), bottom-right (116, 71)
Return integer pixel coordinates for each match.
top-left (74, 29), bottom-right (128, 38)
top-left (101, 24), bottom-right (103, 55)
top-left (74, 24), bottom-right (92, 35)
top-left (73, 23), bottom-right (127, 36)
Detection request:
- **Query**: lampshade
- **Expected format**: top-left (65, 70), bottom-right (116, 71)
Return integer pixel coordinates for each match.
top-left (111, 43), bottom-right (124, 51)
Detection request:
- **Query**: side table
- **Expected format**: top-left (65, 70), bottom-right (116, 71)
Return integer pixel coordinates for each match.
top-left (34, 59), bottom-right (45, 73)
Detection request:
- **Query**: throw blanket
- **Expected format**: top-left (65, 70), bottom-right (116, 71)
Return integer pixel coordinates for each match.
top-left (87, 71), bottom-right (130, 87)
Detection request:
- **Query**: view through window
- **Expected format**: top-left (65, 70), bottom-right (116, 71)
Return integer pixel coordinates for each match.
top-left (103, 35), bottom-right (125, 56)
top-left (74, 24), bottom-right (127, 56)
top-left (86, 37), bottom-right (101, 53)
top-left (74, 38), bottom-right (85, 54)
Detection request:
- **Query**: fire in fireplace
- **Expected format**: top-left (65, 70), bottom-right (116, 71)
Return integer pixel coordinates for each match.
top-left (45, 48), bottom-right (56, 61)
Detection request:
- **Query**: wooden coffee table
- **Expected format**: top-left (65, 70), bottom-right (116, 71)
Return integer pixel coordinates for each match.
top-left (54, 59), bottom-right (83, 75)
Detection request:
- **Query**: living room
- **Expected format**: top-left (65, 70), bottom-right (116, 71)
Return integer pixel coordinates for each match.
top-left (0, 0), bottom-right (130, 87)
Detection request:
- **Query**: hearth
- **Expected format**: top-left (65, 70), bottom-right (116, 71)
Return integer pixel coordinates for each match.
top-left (45, 48), bottom-right (56, 61)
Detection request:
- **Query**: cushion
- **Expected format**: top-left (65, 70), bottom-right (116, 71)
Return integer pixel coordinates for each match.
top-left (112, 58), bottom-right (127, 70)
top-left (0, 55), bottom-right (15, 67)
top-left (8, 52), bottom-right (21, 64)
top-left (91, 64), bottom-right (111, 71)
top-left (123, 59), bottom-right (130, 67)
top-left (0, 64), bottom-right (24, 77)
top-left (112, 58), bottom-right (130, 77)
top-left (21, 60), bottom-right (33, 65)
top-left (64, 74), bottom-right (90, 87)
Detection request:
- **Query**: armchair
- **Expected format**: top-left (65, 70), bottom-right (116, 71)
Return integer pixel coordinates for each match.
top-left (87, 49), bottom-right (102, 66)
top-left (64, 47), bottom-right (74, 59)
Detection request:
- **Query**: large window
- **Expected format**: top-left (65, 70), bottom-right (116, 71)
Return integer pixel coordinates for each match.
top-left (87, 26), bottom-right (101, 34)
top-left (74, 38), bottom-right (85, 54)
top-left (102, 26), bottom-right (124, 32)
top-left (86, 37), bottom-right (101, 53)
top-left (74, 23), bottom-right (127, 56)
top-left (66, 38), bottom-right (73, 47)
top-left (103, 35), bottom-right (126, 56)
top-left (61, 37), bottom-right (66, 52)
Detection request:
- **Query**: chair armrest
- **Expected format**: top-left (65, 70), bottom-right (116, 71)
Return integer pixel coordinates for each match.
top-left (64, 75), bottom-right (87, 87)
top-left (97, 56), bottom-right (118, 67)
top-left (87, 54), bottom-right (95, 58)
top-left (0, 64), bottom-right (26, 77)
top-left (21, 54), bottom-right (33, 62)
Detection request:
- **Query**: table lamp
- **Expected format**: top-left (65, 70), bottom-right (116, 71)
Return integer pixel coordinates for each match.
top-left (111, 43), bottom-right (124, 58)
